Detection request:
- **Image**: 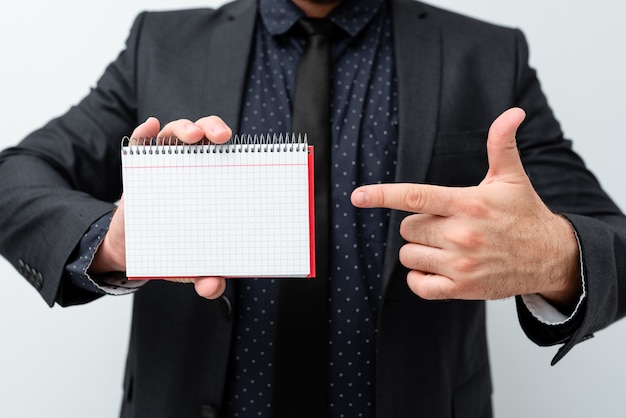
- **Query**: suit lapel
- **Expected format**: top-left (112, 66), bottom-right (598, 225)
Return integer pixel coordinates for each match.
top-left (382, 0), bottom-right (442, 293)
top-left (203, 0), bottom-right (257, 130)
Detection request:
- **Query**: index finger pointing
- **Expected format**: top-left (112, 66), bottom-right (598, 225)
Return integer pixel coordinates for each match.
top-left (351, 183), bottom-right (459, 216)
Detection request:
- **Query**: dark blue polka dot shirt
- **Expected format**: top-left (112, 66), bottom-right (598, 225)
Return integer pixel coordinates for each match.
top-left (225, 0), bottom-right (399, 417)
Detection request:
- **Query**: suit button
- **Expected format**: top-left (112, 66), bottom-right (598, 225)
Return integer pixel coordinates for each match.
top-left (219, 295), bottom-right (232, 318)
top-left (199, 404), bottom-right (218, 418)
top-left (32, 272), bottom-right (44, 290)
top-left (17, 261), bottom-right (43, 290)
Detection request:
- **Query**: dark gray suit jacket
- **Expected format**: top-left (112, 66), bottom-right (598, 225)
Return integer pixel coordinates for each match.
top-left (1, 0), bottom-right (625, 417)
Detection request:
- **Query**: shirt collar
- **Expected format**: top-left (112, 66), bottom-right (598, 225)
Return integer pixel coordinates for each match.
top-left (259, 0), bottom-right (385, 38)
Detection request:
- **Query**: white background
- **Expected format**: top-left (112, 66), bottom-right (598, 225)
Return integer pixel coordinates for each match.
top-left (1, 1), bottom-right (625, 417)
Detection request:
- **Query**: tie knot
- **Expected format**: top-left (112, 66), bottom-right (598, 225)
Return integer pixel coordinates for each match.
top-left (296, 17), bottom-right (340, 40)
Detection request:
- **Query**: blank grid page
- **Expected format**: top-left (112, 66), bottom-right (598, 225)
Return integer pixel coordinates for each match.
top-left (121, 139), bottom-right (312, 279)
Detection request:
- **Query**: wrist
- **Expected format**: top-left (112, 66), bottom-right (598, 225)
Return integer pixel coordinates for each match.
top-left (89, 234), bottom-right (126, 274)
top-left (537, 215), bottom-right (582, 314)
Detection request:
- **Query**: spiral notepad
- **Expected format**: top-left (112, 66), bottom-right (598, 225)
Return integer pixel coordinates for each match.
top-left (121, 134), bottom-right (315, 279)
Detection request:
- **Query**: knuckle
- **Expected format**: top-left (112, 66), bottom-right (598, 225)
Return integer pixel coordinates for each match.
top-left (451, 255), bottom-right (479, 275)
top-left (404, 188), bottom-right (426, 211)
top-left (448, 228), bottom-right (484, 249)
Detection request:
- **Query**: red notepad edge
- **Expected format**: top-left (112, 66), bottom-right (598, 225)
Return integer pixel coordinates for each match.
top-left (307, 145), bottom-right (316, 278)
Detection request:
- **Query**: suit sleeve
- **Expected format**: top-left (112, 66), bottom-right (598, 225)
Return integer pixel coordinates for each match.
top-left (0, 13), bottom-right (150, 307)
top-left (509, 29), bottom-right (626, 362)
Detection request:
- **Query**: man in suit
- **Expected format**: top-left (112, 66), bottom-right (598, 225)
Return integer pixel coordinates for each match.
top-left (1, 0), bottom-right (625, 417)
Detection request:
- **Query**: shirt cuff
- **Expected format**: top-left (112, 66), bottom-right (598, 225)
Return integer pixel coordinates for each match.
top-left (65, 211), bottom-right (146, 295)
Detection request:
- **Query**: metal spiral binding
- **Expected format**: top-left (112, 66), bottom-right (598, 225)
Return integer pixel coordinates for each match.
top-left (121, 133), bottom-right (308, 155)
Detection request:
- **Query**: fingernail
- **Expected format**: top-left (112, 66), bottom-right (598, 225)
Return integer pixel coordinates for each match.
top-left (213, 123), bottom-right (230, 134)
top-left (352, 190), bottom-right (367, 206)
top-left (185, 124), bottom-right (199, 134)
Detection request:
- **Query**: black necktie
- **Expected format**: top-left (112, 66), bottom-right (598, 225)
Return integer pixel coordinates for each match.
top-left (273, 18), bottom-right (339, 418)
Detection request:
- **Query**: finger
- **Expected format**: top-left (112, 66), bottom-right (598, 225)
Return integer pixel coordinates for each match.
top-left (194, 116), bottom-right (233, 144)
top-left (484, 107), bottom-right (527, 183)
top-left (351, 183), bottom-right (462, 217)
top-left (158, 119), bottom-right (206, 144)
top-left (165, 277), bottom-right (226, 300)
top-left (406, 270), bottom-right (458, 300)
top-left (130, 117), bottom-right (161, 143)
top-left (399, 213), bottom-right (449, 248)
top-left (399, 242), bottom-right (448, 275)
top-left (194, 277), bottom-right (226, 299)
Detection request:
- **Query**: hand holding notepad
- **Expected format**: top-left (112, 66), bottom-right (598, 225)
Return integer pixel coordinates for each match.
top-left (121, 132), bottom-right (316, 280)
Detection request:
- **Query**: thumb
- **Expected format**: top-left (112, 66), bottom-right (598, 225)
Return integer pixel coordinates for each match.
top-left (483, 107), bottom-right (527, 183)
